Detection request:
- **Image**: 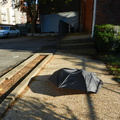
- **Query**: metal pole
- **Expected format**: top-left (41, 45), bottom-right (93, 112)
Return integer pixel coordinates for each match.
top-left (91, 0), bottom-right (97, 38)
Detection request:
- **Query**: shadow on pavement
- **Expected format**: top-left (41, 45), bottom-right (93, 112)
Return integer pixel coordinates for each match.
top-left (1, 96), bottom-right (79, 120)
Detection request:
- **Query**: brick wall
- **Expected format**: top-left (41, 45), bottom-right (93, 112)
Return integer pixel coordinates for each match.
top-left (84, 0), bottom-right (94, 33)
top-left (96, 0), bottom-right (120, 25)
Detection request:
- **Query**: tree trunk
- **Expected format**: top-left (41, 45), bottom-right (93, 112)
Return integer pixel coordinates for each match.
top-left (30, 5), bottom-right (39, 33)
top-left (31, 19), bottom-right (37, 33)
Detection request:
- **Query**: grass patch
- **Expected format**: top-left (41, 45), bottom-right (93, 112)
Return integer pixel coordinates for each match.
top-left (100, 54), bottom-right (120, 83)
top-left (114, 76), bottom-right (120, 83)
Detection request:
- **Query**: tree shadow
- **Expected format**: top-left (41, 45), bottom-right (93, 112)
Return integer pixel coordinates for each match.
top-left (27, 52), bottom-right (107, 120)
top-left (1, 39), bottom-right (119, 119)
top-left (28, 75), bottom-right (99, 120)
top-left (0, 36), bottom-right (59, 76)
top-left (55, 52), bottom-right (108, 75)
top-left (102, 82), bottom-right (120, 94)
top-left (86, 94), bottom-right (97, 120)
top-left (0, 37), bottom-right (59, 53)
top-left (1, 96), bottom-right (79, 120)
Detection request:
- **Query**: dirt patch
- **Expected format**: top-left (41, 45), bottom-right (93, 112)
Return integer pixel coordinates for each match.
top-left (0, 55), bottom-right (46, 103)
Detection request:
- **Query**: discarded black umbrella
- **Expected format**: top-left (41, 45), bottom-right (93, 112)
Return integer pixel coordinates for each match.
top-left (49, 68), bottom-right (103, 93)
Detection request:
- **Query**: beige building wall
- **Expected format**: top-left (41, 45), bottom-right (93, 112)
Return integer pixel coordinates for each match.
top-left (0, 0), bottom-right (12, 8)
top-left (0, 0), bottom-right (27, 25)
top-left (0, 0), bottom-right (20, 8)
top-left (0, 7), bottom-right (8, 24)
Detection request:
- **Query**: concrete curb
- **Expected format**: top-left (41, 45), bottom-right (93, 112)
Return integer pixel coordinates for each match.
top-left (0, 53), bottom-right (53, 117)
top-left (0, 54), bottom-right (39, 85)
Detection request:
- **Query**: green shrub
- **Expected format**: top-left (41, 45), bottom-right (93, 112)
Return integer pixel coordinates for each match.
top-left (94, 24), bottom-right (120, 53)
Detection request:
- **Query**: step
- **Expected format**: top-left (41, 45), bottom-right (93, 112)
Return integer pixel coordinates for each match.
top-left (60, 42), bottom-right (95, 49)
top-left (62, 34), bottom-right (91, 40)
top-left (61, 38), bottom-right (94, 44)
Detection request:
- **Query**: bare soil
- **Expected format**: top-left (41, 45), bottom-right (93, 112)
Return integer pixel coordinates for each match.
top-left (0, 55), bottom-right (46, 101)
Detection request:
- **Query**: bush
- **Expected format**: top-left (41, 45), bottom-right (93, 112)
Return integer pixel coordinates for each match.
top-left (114, 26), bottom-right (120, 53)
top-left (94, 24), bottom-right (120, 53)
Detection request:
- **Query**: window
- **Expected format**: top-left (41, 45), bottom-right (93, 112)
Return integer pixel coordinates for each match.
top-left (0, 27), bottom-right (9, 30)
top-left (10, 27), bottom-right (16, 30)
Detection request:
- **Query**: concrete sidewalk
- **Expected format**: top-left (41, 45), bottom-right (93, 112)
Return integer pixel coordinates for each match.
top-left (1, 51), bottom-right (120, 120)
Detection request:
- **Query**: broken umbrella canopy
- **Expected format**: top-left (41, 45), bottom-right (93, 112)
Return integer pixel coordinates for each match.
top-left (49, 68), bottom-right (103, 93)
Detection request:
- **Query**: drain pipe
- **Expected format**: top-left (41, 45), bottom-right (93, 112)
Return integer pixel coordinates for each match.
top-left (91, 0), bottom-right (97, 38)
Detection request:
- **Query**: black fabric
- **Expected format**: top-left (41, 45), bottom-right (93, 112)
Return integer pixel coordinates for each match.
top-left (49, 68), bottom-right (103, 93)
